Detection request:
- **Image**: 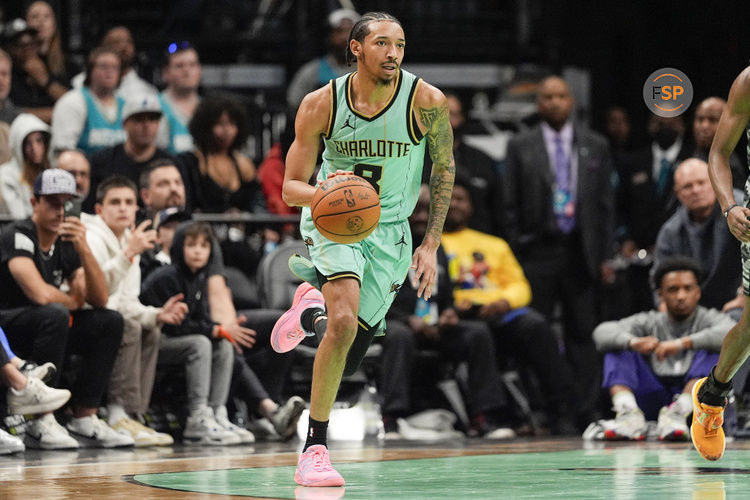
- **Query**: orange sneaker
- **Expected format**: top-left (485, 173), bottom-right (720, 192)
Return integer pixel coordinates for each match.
top-left (690, 377), bottom-right (726, 461)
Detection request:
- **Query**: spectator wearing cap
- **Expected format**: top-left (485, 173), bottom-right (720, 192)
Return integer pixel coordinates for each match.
top-left (83, 93), bottom-right (172, 213)
top-left (0, 112), bottom-right (50, 219)
top-left (0, 48), bottom-right (20, 125)
top-left (50, 46), bottom-right (125, 156)
top-left (81, 175), bottom-right (185, 446)
top-left (286, 8), bottom-right (360, 110)
top-left (156, 42), bottom-right (201, 155)
top-left (0, 169), bottom-right (131, 449)
top-left (4, 18), bottom-right (68, 124)
top-left (71, 26), bottom-right (157, 99)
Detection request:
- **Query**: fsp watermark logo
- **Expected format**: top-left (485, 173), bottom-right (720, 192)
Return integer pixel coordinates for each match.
top-left (643, 68), bottom-right (693, 117)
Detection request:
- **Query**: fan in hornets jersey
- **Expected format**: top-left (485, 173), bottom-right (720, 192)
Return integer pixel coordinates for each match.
top-left (273, 11), bottom-right (455, 487)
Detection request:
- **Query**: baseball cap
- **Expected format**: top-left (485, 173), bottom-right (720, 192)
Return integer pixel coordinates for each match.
top-left (327, 9), bottom-right (360, 29)
top-left (154, 207), bottom-right (190, 230)
top-left (33, 169), bottom-right (78, 198)
top-left (2, 19), bottom-right (37, 44)
top-left (122, 94), bottom-right (163, 122)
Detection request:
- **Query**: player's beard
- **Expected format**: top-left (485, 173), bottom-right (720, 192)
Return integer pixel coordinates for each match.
top-left (360, 51), bottom-right (396, 86)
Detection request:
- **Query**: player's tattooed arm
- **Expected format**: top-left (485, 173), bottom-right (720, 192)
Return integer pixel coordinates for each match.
top-left (419, 97), bottom-right (455, 245)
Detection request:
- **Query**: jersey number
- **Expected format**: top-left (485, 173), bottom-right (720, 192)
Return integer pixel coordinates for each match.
top-left (354, 163), bottom-right (383, 194)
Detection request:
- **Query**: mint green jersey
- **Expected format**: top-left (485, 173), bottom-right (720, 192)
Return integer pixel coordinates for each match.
top-left (318, 68), bottom-right (426, 223)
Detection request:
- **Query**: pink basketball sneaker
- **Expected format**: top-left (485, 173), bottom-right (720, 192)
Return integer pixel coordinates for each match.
top-left (271, 283), bottom-right (324, 353)
top-left (294, 445), bottom-right (345, 487)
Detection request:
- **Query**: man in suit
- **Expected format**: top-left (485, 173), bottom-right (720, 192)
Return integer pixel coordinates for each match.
top-left (503, 75), bottom-right (614, 426)
top-left (615, 115), bottom-right (692, 314)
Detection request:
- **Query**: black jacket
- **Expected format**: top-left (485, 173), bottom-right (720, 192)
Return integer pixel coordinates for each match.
top-left (140, 222), bottom-right (219, 337)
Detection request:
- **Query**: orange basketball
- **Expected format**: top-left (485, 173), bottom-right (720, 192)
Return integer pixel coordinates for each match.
top-left (311, 175), bottom-right (381, 244)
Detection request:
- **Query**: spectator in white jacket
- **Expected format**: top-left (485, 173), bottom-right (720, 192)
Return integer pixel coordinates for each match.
top-left (83, 175), bottom-right (187, 446)
top-left (0, 113), bottom-right (50, 219)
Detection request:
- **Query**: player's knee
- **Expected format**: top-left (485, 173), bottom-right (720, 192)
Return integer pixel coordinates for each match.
top-left (325, 309), bottom-right (358, 342)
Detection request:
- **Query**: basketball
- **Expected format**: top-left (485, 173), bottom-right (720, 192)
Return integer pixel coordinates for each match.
top-left (311, 175), bottom-right (381, 244)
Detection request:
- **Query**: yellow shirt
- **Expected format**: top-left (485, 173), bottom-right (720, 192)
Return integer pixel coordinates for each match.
top-left (441, 228), bottom-right (531, 309)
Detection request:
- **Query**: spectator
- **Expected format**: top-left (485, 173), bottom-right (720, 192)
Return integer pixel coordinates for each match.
top-left (140, 221), bottom-right (253, 445)
top-left (0, 325), bottom-right (71, 454)
top-left (0, 48), bottom-right (20, 124)
top-left (593, 257), bottom-right (734, 441)
top-left (0, 113), bottom-right (50, 219)
top-left (25, 2), bottom-right (75, 87)
top-left (72, 26), bottom-right (156, 99)
top-left (82, 176), bottom-right (185, 446)
top-left (381, 184), bottom-right (514, 440)
top-left (436, 93), bottom-right (501, 235)
top-left (83, 93), bottom-right (171, 212)
top-left (4, 18), bottom-right (67, 123)
top-left (50, 47), bottom-right (125, 155)
top-left (179, 95), bottom-right (264, 279)
top-left (145, 206), bottom-right (303, 440)
top-left (653, 158), bottom-right (743, 316)
top-left (442, 178), bottom-right (577, 434)
top-left (286, 8), bottom-right (360, 110)
top-left (502, 75), bottom-right (615, 424)
top-left (0, 169), bottom-right (131, 449)
top-left (157, 42), bottom-right (201, 154)
top-left (691, 97), bottom-right (746, 190)
top-left (604, 106), bottom-right (633, 154)
top-left (138, 158), bottom-right (188, 216)
top-left (55, 148), bottom-right (90, 217)
top-left (180, 95), bottom-right (260, 213)
top-left (619, 114), bottom-right (692, 253)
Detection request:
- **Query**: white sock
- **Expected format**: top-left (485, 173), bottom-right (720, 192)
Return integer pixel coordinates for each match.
top-left (107, 404), bottom-right (128, 425)
top-left (674, 392), bottom-right (693, 416)
top-left (69, 414), bottom-right (95, 433)
top-left (612, 391), bottom-right (638, 414)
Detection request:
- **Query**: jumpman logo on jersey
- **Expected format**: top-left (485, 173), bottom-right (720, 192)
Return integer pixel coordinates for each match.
top-left (341, 115), bottom-right (355, 131)
top-left (395, 233), bottom-right (407, 247)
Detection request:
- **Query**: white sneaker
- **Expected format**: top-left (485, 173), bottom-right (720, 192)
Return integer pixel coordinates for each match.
top-left (657, 402), bottom-right (690, 441)
top-left (214, 406), bottom-right (255, 444)
top-left (270, 396), bottom-right (306, 440)
top-left (7, 377), bottom-right (71, 415)
top-left (111, 416), bottom-right (174, 447)
top-left (0, 428), bottom-right (24, 454)
top-left (603, 408), bottom-right (647, 440)
top-left (183, 407), bottom-right (241, 445)
top-left (66, 415), bottom-right (135, 448)
top-left (19, 361), bottom-right (56, 383)
top-left (25, 413), bottom-right (79, 450)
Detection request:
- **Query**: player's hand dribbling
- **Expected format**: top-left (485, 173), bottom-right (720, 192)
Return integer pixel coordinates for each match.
top-left (317, 170), bottom-right (354, 186)
top-left (725, 205), bottom-right (750, 242)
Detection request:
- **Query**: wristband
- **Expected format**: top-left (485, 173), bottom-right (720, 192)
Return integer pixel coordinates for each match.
top-left (723, 203), bottom-right (742, 218)
top-left (216, 325), bottom-right (237, 345)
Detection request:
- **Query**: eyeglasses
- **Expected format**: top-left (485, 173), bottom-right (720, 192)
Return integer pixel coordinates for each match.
top-left (167, 41), bottom-right (191, 54)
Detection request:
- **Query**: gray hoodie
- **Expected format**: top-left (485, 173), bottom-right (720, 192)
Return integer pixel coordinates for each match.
top-left (593, 307), bottom-right (735, 377)
top-left (0, 113), bottom-right (50, 219)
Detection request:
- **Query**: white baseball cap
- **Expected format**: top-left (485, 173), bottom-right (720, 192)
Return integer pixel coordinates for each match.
top-left (122, 94), bottom-right (163, 122)
top-left (328, 9), bottom-right (360, 29)
top-left (33, 169), bottom-right (78, 198)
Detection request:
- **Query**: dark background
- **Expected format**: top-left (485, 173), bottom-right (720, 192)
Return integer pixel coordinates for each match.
top-left (4, 0), bottom-right (750, 142)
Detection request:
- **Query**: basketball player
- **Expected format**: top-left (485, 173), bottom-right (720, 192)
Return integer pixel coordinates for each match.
top-left (277, 12), bottom-right (455, 486)
top-left (691, 66), bottom-right (750, 461)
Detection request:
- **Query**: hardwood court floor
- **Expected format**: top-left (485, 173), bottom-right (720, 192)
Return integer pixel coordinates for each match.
top-left (2, 437), bottom-right (748, 499)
